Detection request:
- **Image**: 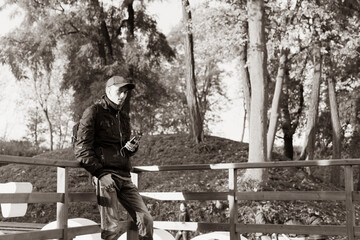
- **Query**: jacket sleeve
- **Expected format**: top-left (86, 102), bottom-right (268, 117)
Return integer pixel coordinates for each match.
top-left (74, 105), bottom-right (105, 178)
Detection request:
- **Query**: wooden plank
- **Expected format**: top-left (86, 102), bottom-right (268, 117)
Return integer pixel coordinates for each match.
top-left (0, 222), bottom-right (45, 229)
top-left (1, 154), bottom-right (360, 171)
top-left (132, 159), bottom-right (360, 173)
top-left (0, 155), bottom-right (78, 168)
top-left (228, 168), bottom-right (239, 240)
top-left (345, 165), bottom-right (355, 240)
top-left (237, 191), bottom-right (345, 201)
top-left (0, 193), bottom-right (63, 203)
top-left (352, 191), bottom-right (360, 201)
top-left (69, 190), bottom-right (353, 203)
top-left (68, 192), bottom-right (96, 202)
top-left (0, 229), bottom-right (63, 240)
top-left (56, 167), bottom-right (69, 240)
top-left (140, 192), bottom-right (228, 201)
top-left (153, 221), bottom-right (229, 232)
top-left (236, 224), bottom-right (347, 236)
top-left (0, 228), bottom-right (37, 233)
top-left (67, 225), bottom-right (101, 239)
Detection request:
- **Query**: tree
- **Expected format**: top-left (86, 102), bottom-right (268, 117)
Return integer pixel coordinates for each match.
top-left (1, 0), bottom-right (176, 137)
top-left (166, 1), bottom-right (242, 138)
top-left (181, 0), bottom-right (203, 143)
top-left (238, 41), bottom-right (251, 142)
top-left (325, 53), bottom-right (342, 185)
top-left (265, 0), bottom-right (305, 160)
top-left (25, 106), bottom-right (46, 152)
top-left (0, 16), bottom-right (57, 149)
top-left (267, 48), bottom-right (288, 160)
top-left (246, 0), bottom-right (268, 183)
top-left (299, 42), bottom-right (322, 161)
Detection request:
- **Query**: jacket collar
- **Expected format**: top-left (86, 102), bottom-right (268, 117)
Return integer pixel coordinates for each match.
top-left (101, 95), bottom-right (122, 113)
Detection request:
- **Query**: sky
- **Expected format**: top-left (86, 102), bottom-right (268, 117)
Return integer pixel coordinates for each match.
top-left (0, 0), bottom-right (247, 143)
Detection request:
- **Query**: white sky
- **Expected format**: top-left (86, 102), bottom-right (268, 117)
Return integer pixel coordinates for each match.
top-left (146, 0), bottom-right (183, 34)
top-left (0, 1), bottom-right (27, 140)
top-left (0, 0), bottom-right (246, 143)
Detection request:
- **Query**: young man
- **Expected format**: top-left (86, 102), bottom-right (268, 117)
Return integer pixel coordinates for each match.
top-left (74, 75), bottom-right (153, 240)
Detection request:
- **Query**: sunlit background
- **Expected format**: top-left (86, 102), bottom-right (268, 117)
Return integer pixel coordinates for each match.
top-left (0, 0), bottom-right (248, 146)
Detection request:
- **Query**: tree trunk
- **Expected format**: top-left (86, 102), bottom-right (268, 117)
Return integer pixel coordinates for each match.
top-left (240, 108), bottom-right (247, 143)
top-left (280, 68), bottom-right (294, 160)
top-left (280, 56), bottom-right (305, 160)
top-left (327, 73), bottom-right (342, 185)
top-left (281, 96), bottom-right (295, 160)
top-left (182, 0), bottom-right (203, 143)
top-left (349, 88), bottom-right (360, 190)
top-left (122, 0), bottom-right (135, 116)
top-left (199, 60), bottom-right (214, 120)
top-left (238, 41), bottom-right (251, 142)
top-left (267, 48), bottom-right (288, 160)
top-left (299, 44), bottom-right (322, 160)
top-left (246, 0), bottom-right (268, 184)
top-left (43, 108), bottom-right (54, 151)
top-left (92, 0), bottom-right (113, 64)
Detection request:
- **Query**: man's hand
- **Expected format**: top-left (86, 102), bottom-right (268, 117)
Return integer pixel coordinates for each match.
top-left (99, 174), bottom-right (115, 192)
top-left (124, 140), bottom-right (139, 152)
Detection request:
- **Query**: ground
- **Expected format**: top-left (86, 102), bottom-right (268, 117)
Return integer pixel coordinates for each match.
top-left (0, 134), bottom-right (354, 239)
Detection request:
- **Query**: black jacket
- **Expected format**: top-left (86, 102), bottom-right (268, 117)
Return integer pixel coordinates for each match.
top-left (74, 95), bottom-right (135, 178)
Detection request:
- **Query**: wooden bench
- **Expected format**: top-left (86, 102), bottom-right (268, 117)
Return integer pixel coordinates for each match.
top-left (0, 222), bottom-right (45, 234)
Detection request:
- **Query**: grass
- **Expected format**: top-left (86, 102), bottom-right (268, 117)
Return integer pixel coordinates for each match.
top-left (0, 134), bottom-right (353, 239)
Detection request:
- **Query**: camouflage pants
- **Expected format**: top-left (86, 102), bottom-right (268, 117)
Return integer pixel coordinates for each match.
top-left (96, 175), bottom-right (153, 240)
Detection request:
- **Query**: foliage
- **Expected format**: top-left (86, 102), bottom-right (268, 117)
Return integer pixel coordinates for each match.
top-left (25, 106), bottom-right (47, 151)
top-left (0, 140), bottom-right (47, 157)
top-left (0, 0), bottom-right (176, 136)
top-left (262, 0), bottom-right (360, 159)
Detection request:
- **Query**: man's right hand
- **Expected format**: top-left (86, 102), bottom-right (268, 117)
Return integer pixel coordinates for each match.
top-left (99, 174), bottom-right (115, 191)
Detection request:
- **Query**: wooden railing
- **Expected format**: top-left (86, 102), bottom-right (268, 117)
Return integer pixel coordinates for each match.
top-left (0, 155), bottom-right (359, 240)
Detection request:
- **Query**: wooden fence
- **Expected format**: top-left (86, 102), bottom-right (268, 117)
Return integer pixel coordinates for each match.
top-left (0, 155), bottom-right (359, 240)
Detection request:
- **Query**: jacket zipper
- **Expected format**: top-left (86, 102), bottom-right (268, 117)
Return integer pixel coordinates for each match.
top-left (117, 111), bottom-right (125, 157)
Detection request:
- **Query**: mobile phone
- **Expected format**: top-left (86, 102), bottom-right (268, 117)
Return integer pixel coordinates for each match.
top-left (130, 134), bottom-right (142, 144)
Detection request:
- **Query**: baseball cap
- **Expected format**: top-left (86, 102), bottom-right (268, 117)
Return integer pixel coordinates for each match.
top-left (105, 76), bottom-right (135, 89)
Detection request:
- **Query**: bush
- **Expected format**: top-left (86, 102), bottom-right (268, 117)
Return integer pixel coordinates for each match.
top-left (0, 140), bottom-right (48, 157)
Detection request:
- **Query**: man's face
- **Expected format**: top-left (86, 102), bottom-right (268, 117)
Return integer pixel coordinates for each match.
top-left (106, 85), bottom-right (129, 105)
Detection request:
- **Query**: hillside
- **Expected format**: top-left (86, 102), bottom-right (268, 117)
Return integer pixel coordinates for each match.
top-left (0, 134), bottom-right (351, 238)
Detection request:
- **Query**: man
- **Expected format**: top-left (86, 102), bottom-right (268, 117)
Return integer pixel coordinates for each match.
top-left (74, 75), bottom-right (153, 240)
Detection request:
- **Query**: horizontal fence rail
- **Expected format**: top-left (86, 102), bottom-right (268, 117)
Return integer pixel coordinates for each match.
top-left (0, 155), bottom-right (359, 240)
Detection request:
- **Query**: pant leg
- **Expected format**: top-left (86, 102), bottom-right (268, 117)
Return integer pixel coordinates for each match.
top-left (113, 176), bottom-right (153, 240)
top-left (96, 178), bottom-right (126, 240)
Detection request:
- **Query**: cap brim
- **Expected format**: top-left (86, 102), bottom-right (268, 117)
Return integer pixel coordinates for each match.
top-left (112, 83), bottom-right (135, 89)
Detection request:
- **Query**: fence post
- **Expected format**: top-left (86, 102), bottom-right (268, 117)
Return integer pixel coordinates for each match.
top-left (345, 165), bottom-right (355, 240)
top-left (57, 167), bottom-right (69, 240)
top-left (127, 172), bottom-right (141, 240)
top-left (229, 168), bottom-right (239, 240)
